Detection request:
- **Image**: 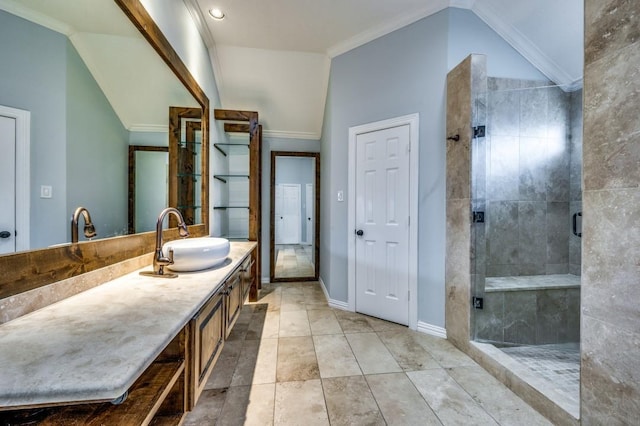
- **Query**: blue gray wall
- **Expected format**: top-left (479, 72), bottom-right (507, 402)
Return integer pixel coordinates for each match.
top-left (0, 11), bottom-right (128, 248)
top-left (66, 42), bottom-right (129, 241)
top-left (320, 8), bottom-right (547, 328)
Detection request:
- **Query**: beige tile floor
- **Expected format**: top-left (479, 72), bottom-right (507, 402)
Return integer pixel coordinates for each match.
top-left (274, 245), bottom-right (314, 278)
top-left (184, 282), bottom-right (552, 425)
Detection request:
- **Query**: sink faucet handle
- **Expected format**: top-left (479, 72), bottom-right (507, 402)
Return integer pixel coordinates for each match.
top-left (178, 222), bottom-right (189, 238)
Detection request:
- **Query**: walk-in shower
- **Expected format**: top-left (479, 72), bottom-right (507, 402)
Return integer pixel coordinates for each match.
top-left (470, 78), bottom-right (583, 413)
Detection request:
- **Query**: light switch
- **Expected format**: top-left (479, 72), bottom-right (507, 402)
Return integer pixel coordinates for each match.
top-left (337, 190), bottom-right (344, 202)
top-left (40, 185), bottom-right (52, 199)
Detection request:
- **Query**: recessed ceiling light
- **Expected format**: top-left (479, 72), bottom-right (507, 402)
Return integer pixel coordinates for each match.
top-left (209, 8), bottom-right (225, 20)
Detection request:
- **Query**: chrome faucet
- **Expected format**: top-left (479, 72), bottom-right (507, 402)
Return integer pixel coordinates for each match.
top-left (140, 207), bottom-right (189, 278)
top-left (71, 207), bottom-right (97, 243)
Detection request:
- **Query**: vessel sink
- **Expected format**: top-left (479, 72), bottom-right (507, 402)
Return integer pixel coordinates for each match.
top-left (163, 237), bottom-right (230, 272)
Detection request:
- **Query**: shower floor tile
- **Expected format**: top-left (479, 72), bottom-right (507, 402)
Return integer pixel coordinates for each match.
top-left (499, 343), bottom-right (580, 408)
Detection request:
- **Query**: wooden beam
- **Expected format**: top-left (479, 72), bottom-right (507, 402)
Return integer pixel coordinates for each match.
top-left (223, 123), bottom-right (251, 133)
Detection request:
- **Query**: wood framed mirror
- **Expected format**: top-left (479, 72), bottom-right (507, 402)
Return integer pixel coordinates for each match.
top-left (0, 0), bottom-right (209, 299)
top-left (270, 151), bottom-right (320, 282)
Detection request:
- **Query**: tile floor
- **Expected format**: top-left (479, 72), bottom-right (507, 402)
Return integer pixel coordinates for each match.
top-left (184, 281), bottom-right (552, 425)
top-left (500, 343), bottom-right (580, 410)
top-left (274, 245), bottom-right (314, 278)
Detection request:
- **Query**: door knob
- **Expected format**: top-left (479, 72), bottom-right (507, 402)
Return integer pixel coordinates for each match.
top-left (0, 231), bottom-right (11, 239)
top-left (355, 229), bottom-right (364, 236)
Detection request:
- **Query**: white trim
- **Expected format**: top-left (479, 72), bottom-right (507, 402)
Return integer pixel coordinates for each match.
top-left (449, 0), bottom-right (476, 9)
top-left (261, 277), bottom-right (270, 284)
top-left (0, 105), bottom-right (30, 252)
top-left (471, 2), bottom-right (581, 89)
top-left (319, 277), bottom-right (351, 311)
top-left (262, 129), bottom-right (320, 140)
top-left (128, 124), bottom-right (169, 133)
top-left (347, 113), bottom-right (420, 330)
top-left (327, 1), bottom-right (449, 58)
top-left (417, 321), bottom-right (448, 339)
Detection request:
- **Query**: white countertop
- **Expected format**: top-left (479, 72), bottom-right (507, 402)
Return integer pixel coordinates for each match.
top-left (0, 241), bottom-right (256, 409)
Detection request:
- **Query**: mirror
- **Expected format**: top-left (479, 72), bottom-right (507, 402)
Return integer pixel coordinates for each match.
top-left (270, 152), bottom-right (320, 282)
top-left (128, 146), bottom-right (168, 234)
top-left (0, 0), bottom-right (201, 252)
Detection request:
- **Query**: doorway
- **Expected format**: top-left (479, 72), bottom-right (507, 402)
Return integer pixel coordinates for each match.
top-left (348, 114), bottom-right (419, 328)
top-left (0, 105), bottom-right (30, 254)
top-left (270, 152), bottom-right (320, 282)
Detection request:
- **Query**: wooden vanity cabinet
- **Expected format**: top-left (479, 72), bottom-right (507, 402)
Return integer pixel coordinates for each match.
top-left (189, 290), bottom-right (224, 409)
top-left (225, 269), bottom-right (243, 339)
top-left (241, 248), bottom-right (256, 302)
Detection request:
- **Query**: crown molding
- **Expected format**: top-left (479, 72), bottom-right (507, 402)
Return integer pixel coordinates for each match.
top-left (262, 129), bottom-right (320, 140)
top-left (471, 1), bottom-right (579, 89)
top-left (181, 1), bottom-right (225, 99)
top-left (182, 0), bottom-right (215, 47)
top-left (449, 0), bottom-right (476, 9)
top-left (0, 0), bottom-right (72, 35)
top-left (327, 0), bottom-right (451, 58)
top-left (128, 124), bottom-right (169, 133)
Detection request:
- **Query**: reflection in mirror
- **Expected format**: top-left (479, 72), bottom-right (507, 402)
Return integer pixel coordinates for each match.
top-left (270, 152), bottom-right (320, 282)
top-left (128, 146), bottom-right (168, 233)
top-left (0, 0), bottom-right (199, 252)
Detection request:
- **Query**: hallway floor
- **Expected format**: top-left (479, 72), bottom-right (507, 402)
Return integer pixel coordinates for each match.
top-left (184, 282), bottom-right (552, 425)
top-left (274, 244), bottom-right (314, 278)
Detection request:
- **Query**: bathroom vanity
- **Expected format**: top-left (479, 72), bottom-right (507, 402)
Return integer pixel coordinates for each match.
top-left (0, 241), bottom-right (257, 425)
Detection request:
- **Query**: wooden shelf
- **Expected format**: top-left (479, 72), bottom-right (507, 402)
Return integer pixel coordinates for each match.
top-left (29, 360), bottom-right (185, 426)
top-left (149, 413), bottom-right (184, 426)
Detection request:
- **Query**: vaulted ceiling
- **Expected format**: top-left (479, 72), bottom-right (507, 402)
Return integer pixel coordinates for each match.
top-left (186, 0), bottom-right (584, 139)
top-left (2, 0), bottom-right (583, 138)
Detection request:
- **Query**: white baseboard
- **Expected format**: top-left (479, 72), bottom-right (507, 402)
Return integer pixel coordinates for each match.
top-left (319, 277), bottom-right (351, 311)
top-left (261, 277), bottom-right (270, 284)
top-left (417, 321), bottom-right (447, 339)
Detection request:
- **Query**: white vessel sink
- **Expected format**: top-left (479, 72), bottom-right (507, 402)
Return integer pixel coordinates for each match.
top-left (163, 237), bottom-right (230, 272)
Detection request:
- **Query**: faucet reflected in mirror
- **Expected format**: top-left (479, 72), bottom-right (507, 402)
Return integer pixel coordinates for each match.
top-left (70, 207), bottom-right (97, 244)
top-left (140, 207), bottom-right (190, 279)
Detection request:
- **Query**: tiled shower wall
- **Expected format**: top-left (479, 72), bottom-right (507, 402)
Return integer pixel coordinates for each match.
top-left (581, 0), bottom-right (640, 423)
top-left (475, 78), bottom-right (583, 277)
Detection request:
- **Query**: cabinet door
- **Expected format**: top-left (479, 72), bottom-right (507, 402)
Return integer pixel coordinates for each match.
top-left (241, 254), bottom-right (255, 302)
top-left (225, 271), bottom-right (242, 338)
top-left (190, 291), bottom-right (224, 408)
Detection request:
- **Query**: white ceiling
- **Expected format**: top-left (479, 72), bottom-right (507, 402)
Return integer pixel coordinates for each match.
top-left (1, 0), bottom-right (584, 138)
top-left (0, 0), bottom-right (198, 132)
top-left (187, 0), bottom-right (583, 140)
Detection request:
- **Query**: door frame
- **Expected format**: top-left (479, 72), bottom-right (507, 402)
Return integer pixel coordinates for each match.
top-left (0, 105), bottom-right (30, 252)
top-left (270, 151), bottom-right (320, 282)
top-left (347, 113), bottom-right (419, 330)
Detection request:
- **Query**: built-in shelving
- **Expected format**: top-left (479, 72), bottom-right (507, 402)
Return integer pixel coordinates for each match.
top-left (213, 206), bottom-right (249, 210)
top-left (214, 143), bottom-right (249, 157)
top-left (213, 174), bottom-right (249, 183)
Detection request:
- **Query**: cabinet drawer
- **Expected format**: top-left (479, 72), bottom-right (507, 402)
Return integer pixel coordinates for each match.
top-left (225, 271), bottom-right (242, 338)
top-left (190, 291), bottom-right (224, 408)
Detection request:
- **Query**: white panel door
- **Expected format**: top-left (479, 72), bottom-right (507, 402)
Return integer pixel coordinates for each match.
top-left (275, 184), bottom-right (301, 244)
top-left (355, 124), bottom-right (410, 325)
top-left (275, 184), bottom-right (284, 244)
top-left (0, 115), bottom-right (16, 254)
top-left (305, 183), bottom-right (313, 245)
